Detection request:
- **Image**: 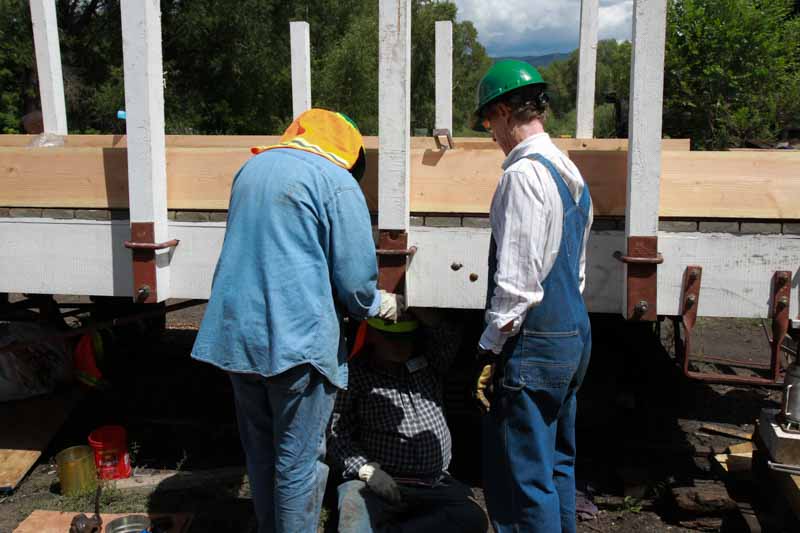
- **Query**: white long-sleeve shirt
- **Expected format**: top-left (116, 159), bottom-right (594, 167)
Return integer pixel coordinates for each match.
top-left (479, 133), bottom-right (593, 354)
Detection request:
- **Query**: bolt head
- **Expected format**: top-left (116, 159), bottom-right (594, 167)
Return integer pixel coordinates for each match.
top-left (469, 273), bottom-right (479, 282)
top-left (778, 296), bottom-right (789, 308)
top-left (687, 294), bottom-right (697, 305)
top-left (451, 262), bottom-right (463, 271)
top-left (635, 300), bottom-right (649, 313)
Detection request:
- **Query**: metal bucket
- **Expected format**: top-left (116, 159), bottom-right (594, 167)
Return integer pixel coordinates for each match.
top-left (55, 445), bottom-right (97, 496)
top-left (104, 515), bottom-right (151, 533)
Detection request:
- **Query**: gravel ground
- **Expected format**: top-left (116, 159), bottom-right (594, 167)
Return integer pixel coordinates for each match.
top-left (0, 301), bottom-right (795, 532)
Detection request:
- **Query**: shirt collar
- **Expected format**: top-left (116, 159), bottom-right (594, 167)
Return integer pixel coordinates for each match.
top-left (502, 132), bottom-right (552, 170)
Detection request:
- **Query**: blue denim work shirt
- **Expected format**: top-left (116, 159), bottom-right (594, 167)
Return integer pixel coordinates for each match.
top-left (191, 148), bottom-right (380, 389)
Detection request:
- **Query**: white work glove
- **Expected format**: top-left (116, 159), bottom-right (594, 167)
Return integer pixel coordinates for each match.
top-left (376, 290), bottom-right (405, 323)
top-left (358, 462), bottom-right (402, 504)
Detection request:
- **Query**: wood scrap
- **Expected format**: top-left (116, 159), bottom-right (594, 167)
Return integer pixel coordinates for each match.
top-left (13, 510), bottom-right (191, 533)
top-left (0, 387), bottom-right (81, 492)
top-left (672, 480), bottom-right (738, 515)
top-left (699, 423), bottom-right (753, 441)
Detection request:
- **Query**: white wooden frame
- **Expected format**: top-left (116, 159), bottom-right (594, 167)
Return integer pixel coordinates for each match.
top-left (120, 0), bottom-right (171, 302)
top-left (575, 0), bottom-right (598, 139)
top-left (290, 21), bottom-right (312, 119)
top-left (29, 0), bottom-right (68, 135)
top-left (378, 0), bottom-right (412, 232)
top-left (435, 21), bottom-right (453, 134)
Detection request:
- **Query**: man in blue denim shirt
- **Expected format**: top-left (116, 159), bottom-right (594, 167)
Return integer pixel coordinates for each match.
top-left (192, 109), bottom-right (401, 533)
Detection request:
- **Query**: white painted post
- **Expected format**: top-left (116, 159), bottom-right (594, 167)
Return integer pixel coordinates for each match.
top-left (120, 0), bottom-right (170, 303)
top-left (435, 21), bottom-right (453, 134)
top-left (290, 21), bottom-right (311, 119)
top-left (29, 0), bottom-right (67, 135)
top-left (575, 0), bottom-right (598, 139)
top-left (623, 0), bottom-right (667, 318)
top-left (378, 0), bottom-right (411, 231)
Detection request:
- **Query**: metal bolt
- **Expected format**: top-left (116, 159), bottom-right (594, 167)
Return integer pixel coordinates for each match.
top-left (137, 285), bottom-right (151, 301)
top-left (778, 296), bottom-right (789, 308)
top-left (451, 262), bottom-right (463, 271)
top-left (689, 269), bottom-right (700, 281)
top-left (469, 273), bottom-right (479, 282)
top-left (635, 300), bottom-right (649, 314)
top-left (778, 272), bottom-right (790, 285)
top-left (686, 294), bottom-right (697, 307)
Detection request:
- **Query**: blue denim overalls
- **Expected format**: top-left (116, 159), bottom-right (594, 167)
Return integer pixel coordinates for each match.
top-left (482, 153), bottom-right (592, 533)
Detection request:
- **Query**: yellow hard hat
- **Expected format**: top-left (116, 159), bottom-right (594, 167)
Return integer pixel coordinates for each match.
top-left (251, 108), bottom-right (367, 181)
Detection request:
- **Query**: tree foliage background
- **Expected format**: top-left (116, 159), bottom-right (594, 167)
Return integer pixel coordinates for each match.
top-left (0, 0), bottom-right (490, 136)
top-left (1, 0), bottom-right (798, 148)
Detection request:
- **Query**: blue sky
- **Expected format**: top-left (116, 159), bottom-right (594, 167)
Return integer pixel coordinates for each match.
top-left (454, 0), bottom-right (633, 57)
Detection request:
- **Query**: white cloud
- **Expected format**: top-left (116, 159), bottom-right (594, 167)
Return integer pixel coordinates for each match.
top-left (454, 0), bottom-right (633, 57)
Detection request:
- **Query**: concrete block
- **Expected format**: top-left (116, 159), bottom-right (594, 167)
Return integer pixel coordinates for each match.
top-left (209, 212), bottom-right (228, 222)
top-left (175, 211), bottom-right (210, 222)
top-left (659, 220), bottom-right (698, 232)
top-left (783, 223), bottom-right (800, 235)
top-left (699, 221), bottom-right (739, 233)
top-left (168, 210), bottom-right (176, 221)
top-left (75, 209), bottom-right (111, 220)
top-left (424, 216), bottom-right (462, 227)
top-left (0, 207), bottom-right (10, 218)
top-left (410, 216), bottom-right (425, 227)
top-left (462, 217), bottom-right (490, 228)
top-left (740, 222), bottom-right (782, 235)
top-left (10, 208), bottom-right (43, 218)
top-left (592, 219), bottom-right (619, 231)
top-left (41, 208), bottom-right (75, 219)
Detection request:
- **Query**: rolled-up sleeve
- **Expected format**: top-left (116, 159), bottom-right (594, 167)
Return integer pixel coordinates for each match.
top-left (479, 168), bottom-right (550, 354)
top-left (326, 187), bottom-right (381, 320)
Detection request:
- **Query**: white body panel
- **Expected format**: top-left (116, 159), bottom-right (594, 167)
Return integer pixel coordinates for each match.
top-left (3, 220), bottom-right (797, 326)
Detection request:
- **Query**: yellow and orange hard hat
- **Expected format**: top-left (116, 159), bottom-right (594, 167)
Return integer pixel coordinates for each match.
top-left (251, 108), bottom-right (367, 181)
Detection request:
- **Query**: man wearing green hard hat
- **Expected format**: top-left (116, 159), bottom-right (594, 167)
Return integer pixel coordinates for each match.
top-left (329, 312), bottom-right (487, 532)
top-left (472, 60), bottom-right (594, 533)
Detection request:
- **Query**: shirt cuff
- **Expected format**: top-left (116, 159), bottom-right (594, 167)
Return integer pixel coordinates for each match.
top-left (478, 323), bottom-right (510, 355)
top-left (366, 289), bottom-right (382, 318)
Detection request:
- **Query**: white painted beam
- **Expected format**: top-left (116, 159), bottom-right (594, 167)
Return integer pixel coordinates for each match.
top-left (290, 21), bottom-right (311, 119)
top-left (378, 0), bottom-right (412, 231)
top-left (29, 0), bottom-right (67, 135)
top-left (435, 21), bottom-right (453, 133)
top-left (626, 0), bottom-right (667, 237)
top-left (575, 0), bottom-right (598, 139)
top-left (120, 0), bottom-right (170, 302)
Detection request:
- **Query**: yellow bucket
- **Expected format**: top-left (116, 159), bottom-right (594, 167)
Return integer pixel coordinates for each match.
top-left (55, 445), bottom-right (97, 496)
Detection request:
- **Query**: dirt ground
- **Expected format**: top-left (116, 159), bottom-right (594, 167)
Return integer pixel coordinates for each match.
top-left (0, 302), bottom-right (796, 533)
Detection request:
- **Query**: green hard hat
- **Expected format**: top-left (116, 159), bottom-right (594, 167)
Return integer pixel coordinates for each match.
top-left (471, 60), bottom-right (547, 132)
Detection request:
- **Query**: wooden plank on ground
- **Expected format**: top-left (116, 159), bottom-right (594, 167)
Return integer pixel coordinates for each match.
top-left (1, 145), bottom-right (797, 218)
top-left (13, 511), bottom-right (191, 533)
top-left (0, 388), bottom-right (81, 492)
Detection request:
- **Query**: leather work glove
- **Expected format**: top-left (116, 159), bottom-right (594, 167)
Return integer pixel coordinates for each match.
top-left (358, 462), bottom-right (402, 504)
top-left (377, 290), bottom-right (405, 323)
top-left (474, 351), bottom-right (495, 413)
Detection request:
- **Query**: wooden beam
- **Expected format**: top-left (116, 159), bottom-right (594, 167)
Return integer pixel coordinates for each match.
top-left (120, 0), bottom-right (171, 302)
top-left (1, 147), bottom-right (799, 218)
top-left (576, 0), bottom-right (599, 138)
top-left (378, 0), bottom-right (411, 231)
top-left (435, 21), bottom-right (453, 134)
top-left (0, 134), bottom-right (691, 151)
top-left (29, 0), bottom-right (68, 135)
top-left (290, 21), bottom-right (311, 119)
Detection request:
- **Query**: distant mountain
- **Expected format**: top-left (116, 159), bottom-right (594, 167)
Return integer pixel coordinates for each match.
top-left (493, 52), bottom-right (572, 68)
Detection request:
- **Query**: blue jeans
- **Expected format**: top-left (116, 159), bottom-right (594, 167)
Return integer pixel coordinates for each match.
top-left (482, 330), bottom-right (592, 533)
top-left (337, 474), bottom-right (487, 533)
top-left (230, 364), bottom-right (336, 533)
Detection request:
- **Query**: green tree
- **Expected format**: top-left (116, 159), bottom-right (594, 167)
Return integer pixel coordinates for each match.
top-left (663, 0), bottom-right (800, 149)
top-left (0, 0), bottom-right (35, 133)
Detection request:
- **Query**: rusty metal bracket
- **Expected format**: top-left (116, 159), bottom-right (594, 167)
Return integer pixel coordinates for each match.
top-left (127, 222), bottom-right (179, 303)
top-left (377, 230), bottom-right (414, 293)
top-left (617, 236), bottom-right (661, 321)
top-left (432, 128), bottom-right (454, 151)
top-left (674, 267), bottom-right (790, 386)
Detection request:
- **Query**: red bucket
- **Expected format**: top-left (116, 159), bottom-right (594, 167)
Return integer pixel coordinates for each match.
top-left (88, 425), bottom-right (131, 479)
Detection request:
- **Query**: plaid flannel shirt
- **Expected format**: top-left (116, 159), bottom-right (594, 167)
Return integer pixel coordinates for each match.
top-left (328, 321), bottom-right (462, 480)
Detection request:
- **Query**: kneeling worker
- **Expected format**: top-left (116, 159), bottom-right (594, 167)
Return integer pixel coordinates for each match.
top-left (329, 313), bottom-right (487, 533)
